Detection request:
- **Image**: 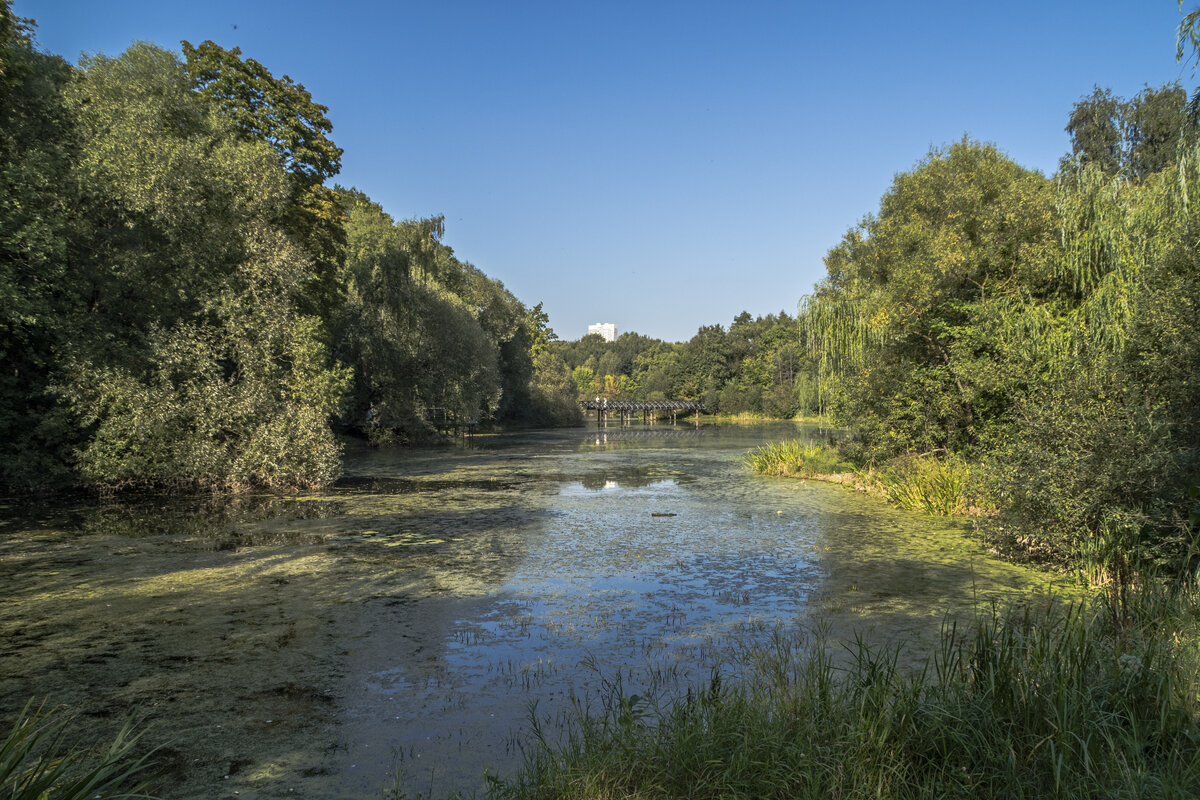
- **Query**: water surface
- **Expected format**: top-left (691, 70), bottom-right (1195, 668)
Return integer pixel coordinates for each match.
top-left (0, 423), bottom-right (1063, 798)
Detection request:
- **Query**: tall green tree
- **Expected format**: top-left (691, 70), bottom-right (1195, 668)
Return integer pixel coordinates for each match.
top-left (0, 2), bottom-right (79, 486)
top-left (1125, 83), bottom-right (1192, 178)
top-left (804, 139), bottom-right (1059, 459)
top-left (1063, 83), bottom-right (1194, 179)
top-left (1065, 87), bottom-right (1125, 175)
top-left (181, 39), bottom-right (347, 325)
top-left (57, 43), bottom-right (349, 489)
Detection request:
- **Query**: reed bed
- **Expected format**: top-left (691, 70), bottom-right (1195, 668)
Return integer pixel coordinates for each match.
top-left (492, 586), bottom-right (1200, 800)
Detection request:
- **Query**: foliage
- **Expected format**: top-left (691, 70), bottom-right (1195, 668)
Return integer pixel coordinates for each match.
top-left (530, 349), bottom-right (583, 426)
top-left (180, 39), bottom-right (340, 188)
top-left (800, 118), bottom-right (1200, 571)
top-left (333, 194), bottom-right (567, 439)
top-left (181, 38), bottom-right (347, 324)
top-left (0, 11), bottom-right (572, 490)
top-left (1, 701), bottom-right (157, 800)
top-left (803, 138), bottom-right (1059, 462)
top-left (552, 311), bottom-right (815, 417)
top-left (1063, 83), bottom-right (1196, 180)
top-left (875, 455), bottom-right (974, 516)
top-left (43, 44), bottom-right (351, 491)
top-left (0, 2), bottom-right (78, 487)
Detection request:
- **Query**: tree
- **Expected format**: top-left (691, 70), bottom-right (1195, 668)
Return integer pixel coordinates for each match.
top-left (0, 2), bottom-right (79, 486)
top-left (1063, 83), bottom-right (1194, 179)
top-left (804, 138), bottom-right (1058, 459)
top-left (530, 349), bottom-right (581, 425)
top-left (181, 39), bottom-right (346, 324)
top-left (1125, 83), bottom-right (1192, 178)
top-left (180, 40), bottom-right (341, 187)
top-left (57, 43), bottom-right (350, 489)
top-left (674, 324), bottom-right (732, 405)
top-left (1065, 87), bottom-right (1124, 175)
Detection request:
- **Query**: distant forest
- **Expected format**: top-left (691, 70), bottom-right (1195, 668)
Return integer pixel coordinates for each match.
top-left (551, 312), bottom-right (811, 418)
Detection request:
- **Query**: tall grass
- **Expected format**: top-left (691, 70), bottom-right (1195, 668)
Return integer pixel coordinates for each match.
top-left (491, 587), bottom-right (1200, 800)
top-left (1, 701), bottom-right (156, 800)
top-left (874, 455), bottom-right (975, 516)
top-left (744, 440), bottom-right (845, 477)
top-left (747, 442), bottom-right (977, 516)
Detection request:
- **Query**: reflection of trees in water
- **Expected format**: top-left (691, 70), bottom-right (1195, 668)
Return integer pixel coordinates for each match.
top-left (582, 428), bottom-right (706, 446)
top-left (335, 476), bottom-right (524, 494)
top-left (73, 494), bottom-right (347, 549)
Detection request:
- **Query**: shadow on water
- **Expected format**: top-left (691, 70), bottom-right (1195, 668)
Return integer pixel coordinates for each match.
top-left (0, 422), bottom-right (1065, 798)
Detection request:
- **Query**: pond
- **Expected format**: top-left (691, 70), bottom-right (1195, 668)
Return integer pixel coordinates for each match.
top-left (0, 422), bottom-right (1066, 798)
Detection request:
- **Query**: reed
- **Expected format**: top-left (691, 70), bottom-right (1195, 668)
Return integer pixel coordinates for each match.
top-left (872, 455), bottom-right (975, 516)
top-left (1, 701), bottom-right (156, 800)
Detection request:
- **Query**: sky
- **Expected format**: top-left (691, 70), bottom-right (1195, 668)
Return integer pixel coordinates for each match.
top-left (13, 1), bottom-right (1198, 342)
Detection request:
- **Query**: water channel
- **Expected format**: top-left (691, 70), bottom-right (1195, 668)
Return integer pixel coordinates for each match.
top-left (0, 422), bottom-right (1066, 798)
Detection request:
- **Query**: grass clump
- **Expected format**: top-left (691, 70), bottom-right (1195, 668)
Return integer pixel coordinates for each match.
top-left (491, 587), bottom-right (1200, 800)
top-left (874, 455), bottom-right (976, 516)
top-left (744, 440), bottom-right (845, 477)
top-left (1, 701), bottom-right (156, 800)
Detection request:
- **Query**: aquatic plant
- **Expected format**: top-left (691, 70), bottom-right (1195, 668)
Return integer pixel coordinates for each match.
top-left (0, 701), bottom-right (156, 800)
top-left (874, 455), bottom-right (975, 516)
top-left (492, 587), bottom-right (1200, 799)
top-left (744, 440), bottom-right (844, 477)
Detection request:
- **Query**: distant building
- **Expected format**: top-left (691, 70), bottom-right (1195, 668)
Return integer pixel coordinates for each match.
top-left (588, 322), bottom-right (618, 342)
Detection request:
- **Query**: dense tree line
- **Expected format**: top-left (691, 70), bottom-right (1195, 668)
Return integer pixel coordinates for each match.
top-left (0, 4), bottom-right (576, 491)
top-left (551, 310), bottom-right (817, 418)
top-left (802, 100), bottom-right (1200, 569)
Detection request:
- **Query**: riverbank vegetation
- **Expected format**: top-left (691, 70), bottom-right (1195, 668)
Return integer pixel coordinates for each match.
top-left (767, 81), bottom-right (1200, 576)
top-left (743, 440), bottom-right (846, 478)
top-left (748, 442), bottom-right (977, 516)
top-left (0, 3), bottom-right (578, 493)
top-left (495, 586), bottom-right (1200, 800)
top-left (1, 702), bottom-right (154, 800)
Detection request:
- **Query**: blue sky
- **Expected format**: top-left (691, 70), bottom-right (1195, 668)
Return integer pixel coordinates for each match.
top-left (14, 1), bottom-right (1197, 342)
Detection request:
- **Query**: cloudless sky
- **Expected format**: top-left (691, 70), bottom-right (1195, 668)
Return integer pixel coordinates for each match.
top-left (14, 1), bottom-right (1197, 342)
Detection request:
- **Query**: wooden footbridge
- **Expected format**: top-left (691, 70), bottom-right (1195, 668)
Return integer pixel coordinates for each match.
top-left (579, 398), bottom-right (705, 426)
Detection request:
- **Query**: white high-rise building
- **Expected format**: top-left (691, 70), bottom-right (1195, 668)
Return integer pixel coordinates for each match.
top-left (588, 322), bottom-right (618, 342)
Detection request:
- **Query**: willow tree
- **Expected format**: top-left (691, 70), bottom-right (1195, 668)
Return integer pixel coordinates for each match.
top-left (985, 149), bottom-right (1200, 566)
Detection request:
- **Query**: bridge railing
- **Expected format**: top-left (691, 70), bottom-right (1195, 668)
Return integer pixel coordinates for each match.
top-left (577, 399), bottom-right (705, 412)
